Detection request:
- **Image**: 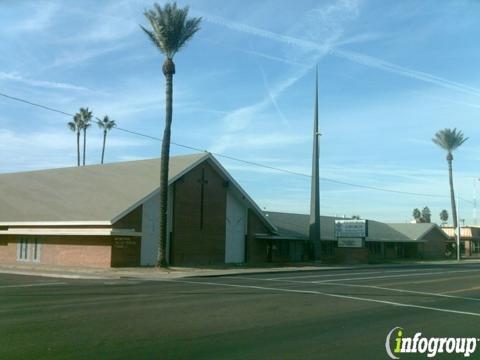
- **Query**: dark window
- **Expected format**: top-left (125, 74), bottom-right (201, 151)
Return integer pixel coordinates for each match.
top-left (367, 242), bottom-right (381, 255)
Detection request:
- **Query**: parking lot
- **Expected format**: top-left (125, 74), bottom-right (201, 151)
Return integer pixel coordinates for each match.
top-left (2, 263), bottom-right (480, 359)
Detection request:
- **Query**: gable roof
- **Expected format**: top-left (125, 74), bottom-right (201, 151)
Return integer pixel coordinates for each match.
top-left (0, 153), bottom-right (206, 225)
top-left (264, 212), bottom-right (338, 240)
top-left (367, 222), bottom-right (444, 242)
top-left (0, 153), bottom-right (275, 231)
top-left (264, 212), bottom-right (447, 242)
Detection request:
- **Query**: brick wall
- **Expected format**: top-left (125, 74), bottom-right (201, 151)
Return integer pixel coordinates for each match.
top-left (0, 235), bottom-right (112, 268)
top-left (113, 205), bottom-right (142, 232)
top-left (421, 227), bottom-right (447, 259)
top-left (111, 236), bottom-right (140, 267)
top-left (335, 247), bottom-right (369, 264)
top-left (38, 236), bottom-right (112, 267)
top-left (246, 209), bottom-right (269, 263)
top-left (170, 161), bottom-right (227, 265)
top-left (0, 235), bottom-right (17, 264)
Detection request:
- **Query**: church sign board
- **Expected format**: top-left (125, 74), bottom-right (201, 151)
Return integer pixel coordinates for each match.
top-left (335, 220), bottom-right (367, 248)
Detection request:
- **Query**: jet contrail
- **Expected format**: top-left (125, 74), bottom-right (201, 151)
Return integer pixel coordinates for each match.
top-left (200, 13), bottom-right (480, 98)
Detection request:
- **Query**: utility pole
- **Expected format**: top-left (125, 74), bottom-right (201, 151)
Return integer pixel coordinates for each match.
top-left (456, 192), bottom-right (461, 262)
top-left (309, 66), bottom-right (321, 260)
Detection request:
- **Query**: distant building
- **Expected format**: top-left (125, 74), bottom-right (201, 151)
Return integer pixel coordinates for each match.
top-left (0, 153), bottom-right (276, 267)
top-left (441, 227), bottom-right (480, 258)
top-left (264, 212), bottom-right (449, 263)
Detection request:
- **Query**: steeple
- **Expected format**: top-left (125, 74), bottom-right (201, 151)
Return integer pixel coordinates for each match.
top-left (309, 66), bottom-right (321, 260)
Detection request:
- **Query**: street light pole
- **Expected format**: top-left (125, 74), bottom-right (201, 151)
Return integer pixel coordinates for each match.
top-left (473, 178), bottom-right (480, 225)
top-left (474, 178), bottom-right (477, 226)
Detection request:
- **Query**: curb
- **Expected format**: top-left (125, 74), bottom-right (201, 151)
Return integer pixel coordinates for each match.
top-left (0, 269), bottom-right (117, 280)
top-left (0, 261), bottom-right (476, 281)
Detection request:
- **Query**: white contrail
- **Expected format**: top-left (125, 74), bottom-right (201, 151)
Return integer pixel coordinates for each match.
top-left (200, 13), bottom-right (480, 98)
top-left (259, 66), bottom-right (290, 125)
top-left (0, 72), bottom-right (91, 92)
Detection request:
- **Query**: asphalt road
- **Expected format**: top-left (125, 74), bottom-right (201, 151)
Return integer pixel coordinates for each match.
top-left (2, 263), bottom-right (480, 359)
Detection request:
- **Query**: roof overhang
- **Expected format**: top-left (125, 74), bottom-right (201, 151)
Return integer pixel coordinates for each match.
top-left (255, 234), bottom-right (308, 241)
top-left (0, 227), bottom-right (140, 236)
top-left (0, 221), bottom-right (111, 227)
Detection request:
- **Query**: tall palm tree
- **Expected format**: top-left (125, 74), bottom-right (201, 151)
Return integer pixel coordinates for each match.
top-left (68, 113), bottom-right (83, 167)
top-left (141, 2), bottom-right (201, 267)
top-left (432, 128), bottom-right (468, 228)
top-left (98, 115), bottom-right (116, 164)
top-left (79, 107), bottom-right (92, 166)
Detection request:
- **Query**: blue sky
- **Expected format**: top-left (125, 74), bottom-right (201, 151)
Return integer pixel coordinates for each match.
top-left (1, 0), bottom-right (480, 224)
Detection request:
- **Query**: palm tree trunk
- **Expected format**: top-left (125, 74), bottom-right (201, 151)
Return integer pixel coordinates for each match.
top-left (76, 131), bottom-right (80, 167)
top-left (448, 156), bottom-right (458, 228)
top-left (83, 128), bottom-right (87, 166)
top-left (101, 130), bottom-right (107, 164)
top-left (158, 63), bottom-right (174, 268)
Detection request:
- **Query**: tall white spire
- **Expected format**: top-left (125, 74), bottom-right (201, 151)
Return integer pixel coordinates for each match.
top-left (309, 65), bottom-right (321, 260)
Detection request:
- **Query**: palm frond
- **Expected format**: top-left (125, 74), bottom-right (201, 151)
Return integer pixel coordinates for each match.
top-left (98, 115), bottom-right (116, 131)
top-left (79, 107), bottom-right (93, 128)
top-left (432, 128), bottom-right (468, 152)
top-left (141, 2), bottom-right (201, 59)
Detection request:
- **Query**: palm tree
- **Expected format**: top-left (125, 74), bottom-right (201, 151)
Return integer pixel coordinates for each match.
top-left (412, 208), bottom-right (421, 222)
top-left (141, 2), bottom-right (201, 267)
top-left (98, 116), bottom-right (116, 164)
top-left (68, 113), bottom-right (83, 167)
top-left (432, 128), bottom-right (468, 228)
top-left (79, 107), bottom-right (92, 166)
top-left (440, 209), bottom-right (449, 225)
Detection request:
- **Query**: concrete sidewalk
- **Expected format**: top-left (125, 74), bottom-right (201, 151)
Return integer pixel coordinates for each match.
top-left (1, 259), bottom-right (479, 280)
top-left (0, 263), bottom-right (345, 280)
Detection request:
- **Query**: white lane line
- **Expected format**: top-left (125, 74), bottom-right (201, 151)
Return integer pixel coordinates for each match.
top-left (265, 268), bottom-right (437, 280)
top-left (169, 279), bottom-right (480, 317)
top-left (0, 282), bottom-right (67, 289)
top-left (319, 282), bottom-right (480, 302)
top-left (313, 269), bottom-right (480, 283)
top-left (232, 276), bottom-right (480, 302)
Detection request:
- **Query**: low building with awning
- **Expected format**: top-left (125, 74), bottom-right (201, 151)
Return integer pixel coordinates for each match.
top-left (262, 212), bottom-right (449, 263)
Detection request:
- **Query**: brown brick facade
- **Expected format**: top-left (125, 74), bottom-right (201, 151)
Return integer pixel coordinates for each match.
top-left (170, 162), bottom-right (227, 265)
top-left (113, 206), bottom-right (142, 232)
top-left (111, 236), bottom-right (141, 267)
top-left (0, 235), bottom-right (140, 268)
top-left (246, 209), bottom-right (269, 263)
top-left (419, 227), bottom-right (447, 259)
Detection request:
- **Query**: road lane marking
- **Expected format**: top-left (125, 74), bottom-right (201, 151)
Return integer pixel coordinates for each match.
top-left (318, 282), bottom-right (480, 302)
top-left (0, 282), bottom-right (66, 289)
top-left (265, 268), bottom-right (442, 280)
top-left (232, 276), bottom-right (480, 302)
top-left (382, 274), bottom-right (480, 286)
top-left (442, 286), bottom-right (480, 295)
top-left (168, 279), bottom-right (480, 317)
top-left (313, 269), bottom-right (480, 283)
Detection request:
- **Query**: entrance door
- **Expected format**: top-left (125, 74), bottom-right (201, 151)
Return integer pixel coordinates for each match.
top-left (225, 192), bottom-right (246, 263)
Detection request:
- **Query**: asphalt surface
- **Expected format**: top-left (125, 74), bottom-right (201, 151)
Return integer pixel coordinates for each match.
top-left (2, 263), bottom-right (480, 359)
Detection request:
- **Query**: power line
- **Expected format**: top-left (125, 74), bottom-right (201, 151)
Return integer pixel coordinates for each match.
top-left (0, 92), bottom-right (73, 117)
top-left (0, 90), bottom-right (474, 203)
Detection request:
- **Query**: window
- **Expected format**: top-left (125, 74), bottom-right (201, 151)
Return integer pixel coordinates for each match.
top-left (473, 241), bottom-right (480, 254)
top-left (321, 241), bottom-right (336, 257)
top-left (16, 237), bottom-right (41, 262)
top-left (32, 238), bottom-right (41, 262)
top-left (367, 241), bottom-right (382, 255)
top-left (17, 238), bottom-right (29, 261)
